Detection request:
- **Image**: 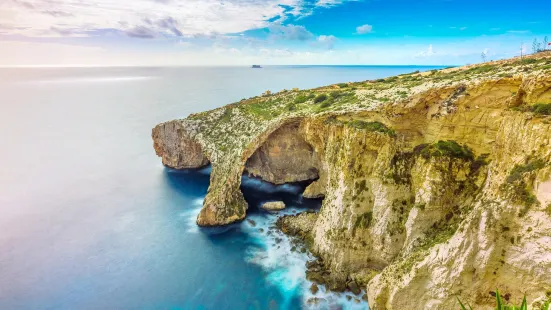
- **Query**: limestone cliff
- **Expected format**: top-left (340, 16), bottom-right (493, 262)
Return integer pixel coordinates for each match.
top-left (152, 52), bottom-right (551, 309)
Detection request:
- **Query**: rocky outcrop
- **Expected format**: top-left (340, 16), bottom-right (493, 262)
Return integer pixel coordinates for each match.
top-left (153, 52), bottom-right (551, 309)
top-left (152, 121), bottom-right (209, 169)
top-left (303, 180), bottom-right (326, 199)
top-left (261, 201), bottom-right (286, 211)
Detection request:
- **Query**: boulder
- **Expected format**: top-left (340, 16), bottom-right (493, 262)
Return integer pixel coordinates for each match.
top-left (310, 283), bottom-right (319, 295)
top-left (261, 201), bottom-right (286, 211)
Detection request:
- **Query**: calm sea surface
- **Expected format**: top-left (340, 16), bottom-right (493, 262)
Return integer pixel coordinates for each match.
top-left (0, 65), bottom-right (443, 310)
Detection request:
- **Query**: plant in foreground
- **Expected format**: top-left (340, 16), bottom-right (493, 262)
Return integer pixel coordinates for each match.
top-left (457, 289), bottom-right (551, 310)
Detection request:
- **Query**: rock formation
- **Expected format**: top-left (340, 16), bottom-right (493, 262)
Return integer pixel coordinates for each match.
top-left (153, 52), bottom-right (551, 309)
top-left (261, 201), bottom-right (286, 211)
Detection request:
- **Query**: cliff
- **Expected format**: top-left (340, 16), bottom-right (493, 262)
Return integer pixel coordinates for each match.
top-left (152, 52), bottom-right (551, 309)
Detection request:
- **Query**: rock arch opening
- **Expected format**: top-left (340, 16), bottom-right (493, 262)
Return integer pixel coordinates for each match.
top-left (244, 122), bottom-right (320, 185)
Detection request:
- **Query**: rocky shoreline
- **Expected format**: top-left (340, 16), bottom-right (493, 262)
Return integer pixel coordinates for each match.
top-left (276, 211), bottom-right (369, 304)
top-left (153, 52), bottom-right (551, 309)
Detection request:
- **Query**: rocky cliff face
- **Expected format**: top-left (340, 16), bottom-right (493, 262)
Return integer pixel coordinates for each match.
top-left (152, 53), bottom-right (551, 309)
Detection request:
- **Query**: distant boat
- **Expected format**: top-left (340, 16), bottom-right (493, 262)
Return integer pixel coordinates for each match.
top-left (251, 65), bottom-right (262, 68)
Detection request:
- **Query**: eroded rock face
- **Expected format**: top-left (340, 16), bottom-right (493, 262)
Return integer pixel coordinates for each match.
top-left (152, 121), bottom-right (209, 169)
top-left (153, 54), bottom-right (551, 309)
top-left (245, 122), bottom-right (320, 184)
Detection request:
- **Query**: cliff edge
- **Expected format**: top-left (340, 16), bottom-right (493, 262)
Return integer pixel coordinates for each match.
top-left (152, 52), bottom-right (551, 309)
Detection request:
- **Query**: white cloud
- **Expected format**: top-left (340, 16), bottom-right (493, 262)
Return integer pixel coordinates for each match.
top-left (316, 0), bottom-right (356, 7)
top-left (0, 0), bottom-right (307, 38)
top-left (316, 35), bottom-right (337, 49)
top-left (260, 48), bottom-right (294, 57)
top-left (414, 44), bottom-right (437, 58)
top-left (268, 24), bottom-right (314, 41)
top-left (356, 24), bottom-right (373, 34)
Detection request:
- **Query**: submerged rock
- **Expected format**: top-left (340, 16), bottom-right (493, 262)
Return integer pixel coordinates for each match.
top-left (310, 283), bottom-right (319, 295)
top-left (347, 281), bottom-right (361, 295)
top-left (261, 201), bottom-right (286, 211)
top-left (246, 219), bottom-right (256, 227)
top-left (306, 297), bottom-right (326, 306)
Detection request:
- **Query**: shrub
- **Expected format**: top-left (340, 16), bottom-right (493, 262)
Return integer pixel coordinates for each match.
top-left (337, 83), bottom-right (348, 88)
top-left (507, 159), bottom-right (546, 183)
top-left (531, 103), bottom-right (551, 116)
top-left (294, 94), bottom-right (309, 104)
top-left (319, 100), bottom-right (333, 108)
top-left (314, 94), bottom-right (328, 103)
top-left (348, 120), bottom-right (396, 137)
top-left (354, 212), bottom-right (373, 229)
top-left (521, 58), bottom-right (538, 64)
top-left (464, 64), bottom-right (496, 75)
top-left (418, 140), bottom-right (474, 160)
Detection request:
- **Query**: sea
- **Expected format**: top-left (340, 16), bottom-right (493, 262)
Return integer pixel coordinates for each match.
top-left (0, 65), bottom-right (444, 310)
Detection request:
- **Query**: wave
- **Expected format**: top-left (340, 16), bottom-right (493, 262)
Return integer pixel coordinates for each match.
top-left (241, 206), bottom-right (369, 310)
top-left (180, 198), bottom-right (204, 233)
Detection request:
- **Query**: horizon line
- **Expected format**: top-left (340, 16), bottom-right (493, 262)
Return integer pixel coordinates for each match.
top-left (0, 64), bottom-right (460, 69)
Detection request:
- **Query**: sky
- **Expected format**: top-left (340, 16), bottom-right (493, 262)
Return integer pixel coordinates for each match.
top-left (0, 0), bottom-right (550, 66)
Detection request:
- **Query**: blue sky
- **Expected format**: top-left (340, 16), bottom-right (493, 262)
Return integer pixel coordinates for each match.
top-left (0, 0), bottom-right (550, 66)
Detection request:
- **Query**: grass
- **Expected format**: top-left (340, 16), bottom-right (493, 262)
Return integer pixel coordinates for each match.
top-left (416, 140), bottom-right (474, 161)
top-left (531, 103), bottom-right (551, 116)
top-left (457, 289), bottom-right (549, 310)
top-left (241, 98), bottom-right (282, 120)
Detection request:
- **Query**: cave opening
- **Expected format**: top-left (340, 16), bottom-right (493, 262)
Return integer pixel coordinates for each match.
top-left (241, 122), bottom-right (323, 214)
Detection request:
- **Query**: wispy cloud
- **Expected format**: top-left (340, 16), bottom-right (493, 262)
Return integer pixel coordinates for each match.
top-left (268, 24), bottom-right (314, 41)
top-left (356, 24), bottom-right (373, 34)
top-left (507, 30), bottom-right (530, 34)
top-left (315, 35), bottom-right (337, 49)
top-left (1, 0), bottom-right (354, 38)
top-left (414, 44), bottom-right (439, 58)
top-left (125, 26), bottom-right (157, 39)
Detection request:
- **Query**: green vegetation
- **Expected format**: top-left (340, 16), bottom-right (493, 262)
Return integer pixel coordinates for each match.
top-left (521, 58), bottom-right (538, 65)
top-left (464, 64), bottom-right (496, 75)
top-left (240, 98), bottom-right (283, 120)
top-left (354, 212), bottom-right (373, 229)
top-left (507, 159), bottom-right (546, 183)
top-left (319, 100), bottom-right (333, 108)
top-left (531, 103), bottom-right (551, 116)
top-left (416, 140), bottom-right (474, 161)
top-left (457, 289), bottom-right (550, 310)
top-left (330, 91), bottom-right (343, 99)
top-left (294, 94), bottom-right (309, 104)
top-left (471, 153), bottom-right (490, 172)
top-left (346, 120), bottom-right (396, 136)
top-left (502, 159), bottom-right (546, 209)
top-left (314, 94), bottom-right (328, 103)
top-left (337, 83), bottom-right (348, 88)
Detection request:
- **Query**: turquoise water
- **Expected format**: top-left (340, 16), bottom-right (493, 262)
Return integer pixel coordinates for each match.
top-left (0, 65), bottom-right (443, 309)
